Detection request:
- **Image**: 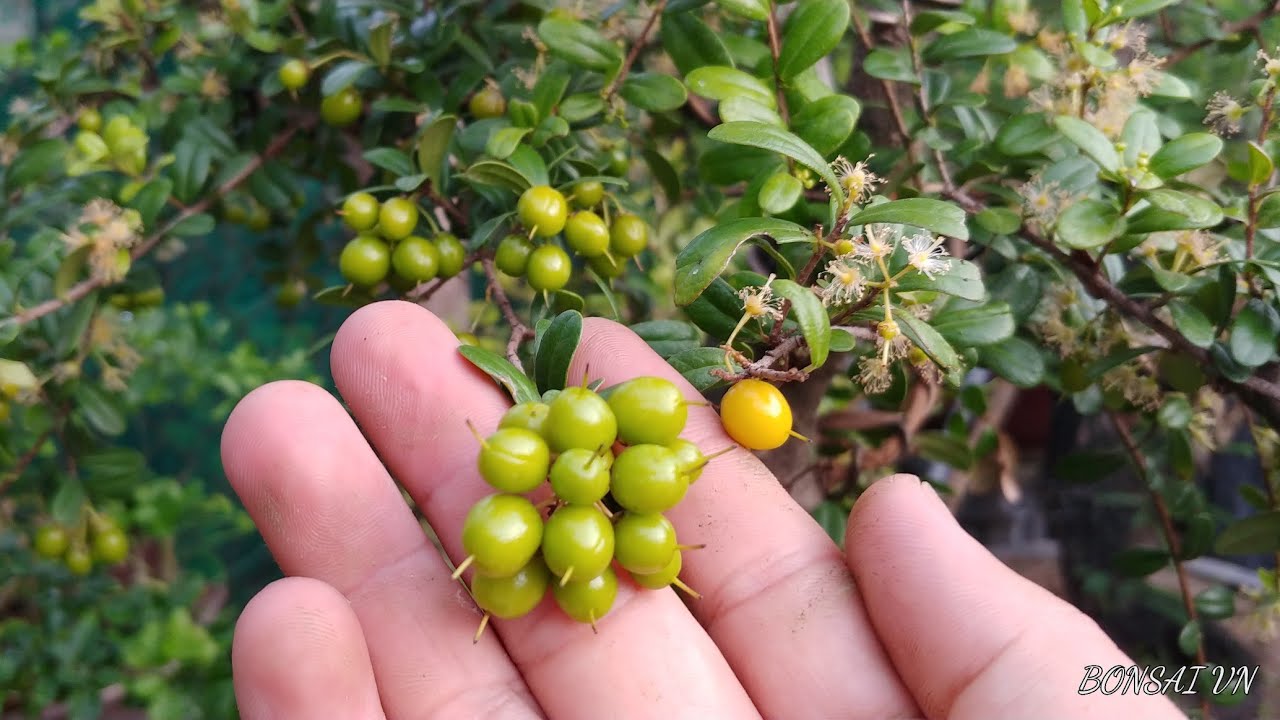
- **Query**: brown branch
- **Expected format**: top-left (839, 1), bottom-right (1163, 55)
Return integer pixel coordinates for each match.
top-left (603, 0), bottom-right (668, 102)
top-left (404, 250), bottom-right (480, 303)
top-left (8, 124), bottom-right (305, 328)
top-left (1165, 1), bottom-right (1280, 66)
top-left (765, 4), bottom-right (791, 125)
top-left (480, 256), bottom-right (534, 368)
top-left (1109, 412), bottom-right (1212, 720)
top-left (424, 183), bottom-right (469, 230)
top-left (713, 335), bottom-right (810, 383)
top-left (1245, 83), bottom-right (1278, 289)
top-left (0, 429), bottom-right (52, 494)
top-left (850, 8), bottom-right (914, 162)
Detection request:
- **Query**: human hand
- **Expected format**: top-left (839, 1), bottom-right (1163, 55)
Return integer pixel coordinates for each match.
top-left (221, 301), bottom-right (1184, 720)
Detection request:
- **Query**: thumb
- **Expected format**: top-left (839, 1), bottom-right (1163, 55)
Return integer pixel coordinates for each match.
top-left (845, 474), bottom-right (1185, 720)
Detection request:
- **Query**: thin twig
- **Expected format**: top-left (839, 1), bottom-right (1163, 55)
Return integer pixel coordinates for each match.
top-left (424, 183), bottom-right (469, 230)
top-left (765, 4), bottom-right (791, 125)
top-left (1109, 412), bottom-right (1212, 720)
top-left (8, 124), bottom-right (305, 327)
top-left (850, 9), bottom-right (914, 162)
top-left (1165, 1), bottom-right (1280, 66)
top-left (0, 429), bottom-right (52, 494)
top-left (480, 257), bottom-right (534, 368)
top-left (1245, 83), bottom-right (1278, 290)
top-left (404, 250), bottom-right (480, 303)
top-left (603, 0), bottom-right (668, 102)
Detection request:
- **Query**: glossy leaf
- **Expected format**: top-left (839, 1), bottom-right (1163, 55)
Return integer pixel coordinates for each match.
top-left (666, 347), bottom-right (740, 391)
top-left (620, 73), bottom-right (689, 112)
top-left (661, 12), bottom-right (734, 75)
top-left (714, 0), bottom-right (769, 22)
top-left (1169, 300), bottom-right (1215, 348)
top-left (771, 279), bottom-right (831, 369)
top-left (994, 114), bottom-right (1057, 156)
top-left (417, 114), bottom-right (457, 189)
top-left (719, 96), bottom-right (785, 125)
top-left (895, 311), bottom-right (961, 373)
top-left (321, 60), bottom-right (373, 96)
top-left (1228, 299), bottom-right (1280, 368)
top-left (459, 160), bottom-right (531, 194)
top-left (458, 345), bottom-right (541, 405)
top-left (363, 147), bottom-right (415, 177)
top-left (1148, 133), bottom-right (1223, 179)
top-left (708, 122), bottom-right (843, 206)
top-left (684, 277), bottom-right (764, 342)
top-left (685, 66), bottom-right (775, 108)
top-left (791, 95), bottom-right (860, 156)
top-left (1054, 115), bottom-right (1120, 173)
top-left (675, 217), bottom-right (812, 305)
top-left (931, 303), bottom-right (1015, 346)
top-left (848, 198), bottom-right (969, 240)
top-left (759, 172), bottom-right (803, 214)
top-left (864, 49), bottom-right (918, 84)
top-left (923, 29), bottom-right (1017, 62)
top-left (485, 128), bottom-right (531, 160)
top-left (778, 0), bottom-right (850, 80)
top-left (894, 259), bottom-right (987, 302)
top-left (1215, 511), bottom-right (1280, 555)
top-left (534, 311), bottom-right (583, 393)
top-left (1248, 141), bottom-right (1274, 186)
top-left (979, 336), bottom-right (1045, 387)
top-left (631, 320), bottom-right (702, 358)
top-left (1056, 199), bottom-right (1124, 249)
top-left (537, 19), bottom-right (624, 72)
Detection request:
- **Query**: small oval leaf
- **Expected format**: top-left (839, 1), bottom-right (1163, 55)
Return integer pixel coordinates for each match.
top-left (675, 218), bottom-right (813, 306)
top-left (458, 345), bottom-right (541, 405)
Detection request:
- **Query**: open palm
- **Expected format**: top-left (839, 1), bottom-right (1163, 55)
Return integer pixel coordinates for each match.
top-left (221, 301), bottom-right (1182, 720)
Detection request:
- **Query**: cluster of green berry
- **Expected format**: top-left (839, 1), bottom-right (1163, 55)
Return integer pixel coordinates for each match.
top-left (496, 182), bottom-right (649, 293)
top-left (70, 108), bottom-right (149, 176)
top-left (335, 191), bottom-right (468, 290)
top-left (277, 58), bottom-right (365, 129)
top-left (454, 376), bottom-right (716, 638)
top-left (31, 513), bottom-right (129, 576)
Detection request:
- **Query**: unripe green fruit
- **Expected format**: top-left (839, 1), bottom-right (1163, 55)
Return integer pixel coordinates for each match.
top-left (92, 528), bottom-right (129, 565)
top-left (542, 505), bottom-right (614, 583)
top-left (607, 376), bottom-right (687, 446)
top-left (609, 214), bottom-right (648, 257)
top-left (435, 233), bottom-right (467, 278)
top-left (472, 556), bottom-right (549, 619)
top-left (549, 448), bottom-right (612, 505)
top-left (279, 59), bottom-right (310, 90)
top-left (247, 203), bottom-right (271, 231)
top-left (668, 438), bottom-right (706, 484)
top-left (517, 185), bottom-right (568, 238)
top-left (613, 513), bottom-right (676, 575)
top-left (469, 85), bottom-right (507, 119)
top-left (610, 444), bottom-right (688, 514)
top-left (33, 525), bottom-right (70, 560)
top-left (339, 234), bottom-right (391, 287)
top-left (78, 108), bottom-right (102, 133)
top-left (544, 386), bottom-right (618, 453)
top-left (392, 236), bottom-right (440, 282)
top-left (460, 494), bottom-right (544, 577)
top-left (477, 427), bottom-right (551, 494)
top-left (64, 545), bottom-right (93, 576)
top-left (553, 566), bottom-right (618, 625)
top-left (495, 234), bottom-right (535, 276)
top-left (587, 253), bottom-right (625, 279)
top-left (526, 244), bottom-right (572, 292)
top-left (321, 87), bottom-right (363, 127)
top-left (571, 180), bottom-right (605, 209)
top-left (341, 192), bottom-right (381, 232)
top-left (499, 402), bottom-right (549, 436)
top-left (630, 549), bottom-right (683, 590)
top-left (378, 197), bottom-right (419, 241)
top-left (1060, 358), bottom-right (1091, 393)
top-left (75, 131), bottom-right (109, 163)
top-left (605, 147), bottom-right (629, 177)
top-left (276, 278), bottom-right (307, 308)
top-left (564, 211), bottom-right (610, 258)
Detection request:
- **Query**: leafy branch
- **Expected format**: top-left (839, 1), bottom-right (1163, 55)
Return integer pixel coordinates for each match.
top-left (480, 256), bottom-right (535, 368)
top-left (603, 0), bottom-right (668, 102)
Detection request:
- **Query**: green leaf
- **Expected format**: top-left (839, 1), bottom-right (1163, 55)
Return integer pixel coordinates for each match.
top-left (1215, 511), bottom-right (1280, 555)
top-left (975, 207), bottom-right (1022, 235)
top-left (169, 213), bottom-right (215, 237)
top-left (911, 9), bottom-right (975, 34)
top-left (661, 12), bottom-right (734, 75)
top-left (1170, 300), bottom-right (1215, 348)
top-left (771, 279), bottom-right (831, 369)
top-left (778, 0), bottom-right (850, 80)
top-left (643, 148), bottom-right (681, 203)
top-left (791, 95), bottom-right (861, 156)
top-left (51, 479), bottom-right (86, 527)
top-left (1056, 199), bottom-right (1124, 249)
top-left (416, 114), bottom-right (456, 189)
top-left (830, 327), bottom-right (860, 352)
top-left (631, 320), bottom-right (702, 358)
top-left (923, 29), bottom-right (1017, 62)
top-left (666, 347), bottom-right (741, 391)
top-left (1248, 141), bottom-right (1274, 186)
top-left (685, 66), bottom-right (775, 108)
top-left (1148, 133), bottom-right (1223, 179)
top-left (895, 311), bottom-right (961, 372)
top-left (1228, 299), bottom-right (1280, 368)
top-left (362, 147), bottom-right (415, 177)
top-left (894, 259), bottom-right (987, 302)
top-left (995, 114), bottom-right (1058, 156)
top-left (1195, 586), bottom-right (1236, 620)
top-left (1113, 547), bottom-right (1170, 577)
top-left (560, 93), bottom-right (605, 122)
top-left (684, 277), bottom-right (764, 342)
top-left (674, 218), bottom-right (812, 305)
top-left (1117, 0), bottom-right (1179, 20)
top-left (1062, 0), bottom-right (1087, 34)
top-left (532, 68), bottom-right (571, 119)
top-left (759, 172), bottom-right (803, 214)
top-left (127, 177), bottom-right (173, 228)
top-left (847, 198), bottom-right (969, 240)
top-left (321, 60), bottom-right (373, 96)
top-left (171, 140), bottom-right (212, 203)
top-left (1054, 116), bottom-right (1119, 173)
top-left (811, 500), bottom-right (848, 545)
top-left (534, 311), bottom-right (583, 393)
top-left (931, 303), bottom-right (1015, 346)
top-left (1054, 450), bottom-right (1126, 483)
top-left (714, 0), bottom-right (770, 22)
top-left (54, 246), bottom-right (91, 298)
top-left (1157, 394), bottom-right (1192, 429)
top-left (6, 139), bottom-right (67, 187)
top-left (979, 336), bottom-right (1045, 387)
top-left (719, 96), bottom-right (785, 125)
top-left (1178, 620), bottom-right (1202, 658)
top-left (620, 73), bottom-right (688, 112)
top-left (1134, 188), bottom-right (1223, 230)
top-left (459, 160), bottom-right (531, 194)
top-left (458, 345), bottom-right (540, 405)
top-left (537, 18), bottom-right (624, 72)
top-left (76, 384), bottom-right (126, 436)
top-left (864, 48), bottom-right (918, 84)
top-left (1257, 193), bottom-right (1280, 229)
top-left (485, 128), bottom-right (531, 160)
top-left (914, 432), bottom-right (974, 470)
top-left (1086, 345), bottom-right (1159, 379)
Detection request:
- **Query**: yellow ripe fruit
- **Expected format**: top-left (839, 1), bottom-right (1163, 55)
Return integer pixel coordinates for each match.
top-left (718, 378), bottom-right (792, 451)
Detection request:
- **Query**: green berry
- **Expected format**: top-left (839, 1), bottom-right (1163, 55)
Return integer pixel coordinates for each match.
top-left (378, 197), bottom-right (419, 241)
top-left (339, 234), bottom-right (391, 287)
top-left (606, 376), bottom-right (687, 446)
top-left (471, 556), bottom-right (550, 620)
top-left (92, 528), bottom-right (129, 565)
top-left (526, 244), bottom-right (572, 292)
top-left (563, 211), bottom-right (610, 258)
top-left (477, 428), bottom-right (551, 494)
top-left (469, 85), bottom-right (507, 119)
top-left (495, 234), bottom-right (535, 276)
top-left (605, 147), bottom-right (629, 177)
top-left (609, 214), bottom-right (648, 257)
top-left (279, 59), bottom-right (310, 90)
top-left (629, 549), bottom-right (684, 590)
top-left (587, 253), bottom-right (625, 279)
top-left (571, 180), bottom-right (605, 209)
top-left (321, 87), bottom-right (363, 127)
top-left (541, 505), bottom-right (614, 583)
top-left (498, 402), bottom-right (549, 437)
top-left (435, 233), bottom-right (467, 278)
top-left (460, 494), bottom-right (544, 577)
top-left (549, 448), bottom-right (612, 505)
top-left (668, 438), bottom-right (707, 484)
top-left (64, 545), bottom-right (93, 576)
top-left (544, 386), bottom-right (618, 453)
top-left (613, 513), bottom-right (676, 575)
top-left (517, 185), bottom-right (568, 238)
top-left (553, 566), bottom-right (618, 626)
top-left (391, 236), bottom-right (440, 283)
top-left (33, 525), bottom-right (70, 560)
top-left (77, 108), bottom-right (102, 133)
top-left (341, 192), bottom-right (380, 232)
top-left (610, 444), bottom-right (687, 514)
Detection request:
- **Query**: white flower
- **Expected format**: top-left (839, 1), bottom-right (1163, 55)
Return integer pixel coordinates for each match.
top-left (856, 357), bottom-right (893, 394)
top-left (1205, 92), bottom-right (1246, 136)
top-left (738, 273), bottom-right (783, 320)
top-left (831, 155), bottom-right (881, 204)
top-left (1259, 47), bottom-right (1280, 78)
top-left (853, 224), bottom-right (896, 265)
top-left (903, 232), bottom-right (951, 279)
top-left (818, 259), bottom-right (865, 307)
